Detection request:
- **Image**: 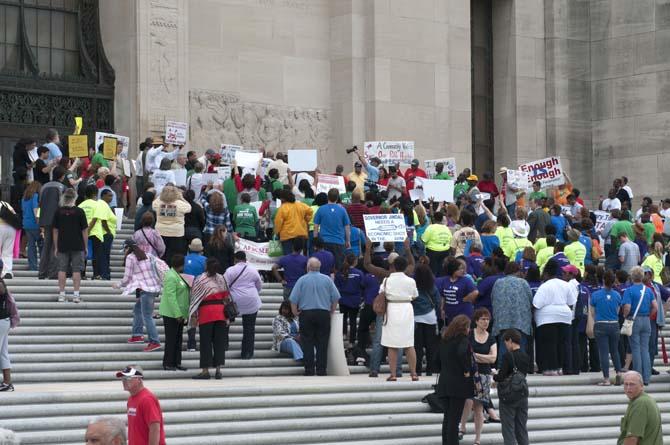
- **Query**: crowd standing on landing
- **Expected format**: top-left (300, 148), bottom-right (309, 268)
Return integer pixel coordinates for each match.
top-left (0, 131), bottom-right (666, 445)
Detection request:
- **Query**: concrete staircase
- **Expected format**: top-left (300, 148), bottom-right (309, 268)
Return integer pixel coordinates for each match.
top-left (2, 220), bottom-right (670, 444)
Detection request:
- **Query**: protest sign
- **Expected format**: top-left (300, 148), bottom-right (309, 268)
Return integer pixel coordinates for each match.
top-left (518, 156), bottom-right (565, 188)
top-left (425, 158), bottom-right (457, 179)
top-left (220, 144), bottom-right (244, 165)
top-left (95, 132), bottom-right (129, 151)
top-left (363, 214), bottom-right (407, 243)
top-left (28, 147), bottom-right (38, 163)
top-left (409, 188), bottom-right (424, 202)
top-left (288, 149), bottom-right (318, 172)
top-left (561, 205), bottom-right (573, 216)
top-left (414, 177), bottom-right (454, 203)
top-left (202, 173), bottom-right (219, 185)
top-left (235, 239), bottom-right (278, 270)
top-left (102, 137), bottom-right (117, 160)
top-left (122, 159), bottom-right (132, 177)
top-left (363, 141), bottom-right (415, 165)
top-left (68, 135), bottom-right (88, 158)
top-left (173, 169), bottom-right (187, 187)
top-left (216, 166), bottom-right (231, 180)
top-left (593, 211), bottom-right (612, 235)
top-left (114, 208), bottom-right (124, 231)
top-left (235, 150), bottom-right (262, 173)
top-left (259, 158), bottom-right (272, 177)
top-left (506, 169), bottom-right (531, 191)
top-left (164, 120), bottom-right (188, 145)
top-left (316, 174), bottom-right (346, 194)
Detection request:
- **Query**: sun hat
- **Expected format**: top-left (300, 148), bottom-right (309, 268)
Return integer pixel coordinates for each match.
top-left (510, 220), bottom-right (530, 238)
top-left (189, 238), bottom-right (204, 252)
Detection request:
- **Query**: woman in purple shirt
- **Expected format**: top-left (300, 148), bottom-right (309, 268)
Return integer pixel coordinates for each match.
top-left (335, 253), bottom-right (364, 345)
top-left (436, 257), bottom-right (479, 325)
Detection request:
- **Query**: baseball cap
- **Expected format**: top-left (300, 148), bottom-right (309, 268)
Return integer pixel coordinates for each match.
top-left (561, 265), bottom-right (579, 275)
top-left (116, 365), bottom-right (144, 379)
top-left (205, 148), bottom-right (216, 156)
top-left (387, 252), bottom-right (400, 265)
top-left (467, 174), bottom-right (479, 181)
top-left (354, 161), bottom-right (362, 167)
top-left (411, 159), bottom-right (420, 166)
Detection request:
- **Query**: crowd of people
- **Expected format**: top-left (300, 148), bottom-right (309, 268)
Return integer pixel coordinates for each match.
top-left (0, 131), bottom-right (667, 445)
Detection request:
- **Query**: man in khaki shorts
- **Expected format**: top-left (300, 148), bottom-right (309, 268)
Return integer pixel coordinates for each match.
top-left (52, 188), bottom-right (89, 303)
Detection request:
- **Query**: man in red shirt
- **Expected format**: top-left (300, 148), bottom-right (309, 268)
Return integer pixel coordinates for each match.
top-left (403, 158), bottom-right (427, 190)
top-left (116, 365), bottom-right (165, 445)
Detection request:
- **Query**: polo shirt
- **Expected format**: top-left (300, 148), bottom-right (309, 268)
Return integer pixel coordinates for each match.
top-left (289, 271), bottom-right (341, 310)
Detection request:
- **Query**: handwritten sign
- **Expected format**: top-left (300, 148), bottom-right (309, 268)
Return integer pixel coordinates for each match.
top-left (68, 135), bottom-right (88, 158)
top-left (363, 141), bottom-right (415, 165)
top-left (74, 116), bottom-right (83, 135)
top-left (217, 166), bottom-right (231, 180)
top-left (518, 156), bottom-right (565, 188)
top-left (165, 120), bottom-right (188, 145)
top-left (95, 132), bottom-right (129, 151)
top-left (593, 210), bottom-right (612, 235)
top-left (363, 214), bottom-right (407, 242)
top-left (425, 158), bottom-right (457, 179)
top-left (102, 137), bottom-right (117, 160)
top-left (414, 177), bottom-right (455, 203)
top-left (288, 149), bottom-right (318, 172)
top-left (506, 169), bottom-right (531, 191)
top-left (235, 239), bottom-right (279, 270)
top-left (316, 174), bottom-right (346, 194)
top-left (220, 144), bottom-right (244, 165)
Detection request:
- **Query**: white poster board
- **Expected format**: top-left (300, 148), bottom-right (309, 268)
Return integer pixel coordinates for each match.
top-left (593, 210), bottom-right (612, 235)
top-left (202, 173), bottom-right (219, 185)
top-left (95, 132), bottom-right (129, 151)
top-left (363, 214), bottom-right (407, 242)
top-left (235, 151), bottom-right (262, 175)
top-left (506, 169), bottom-right (531, 191)
top-left (425, 158), bottom-right (457, 179)
top-left (114, 208), bottom-right (124, 231)
top-left (414, 177), bottom-right (455, 203)
top-left (288, 149), bottom-right (318, 172)
top-left (235, 239), bottom-right (279, 270)
top-left (316, 174), bottom-right (346, 194)
top-left (173, 169), bottom-right (187, 187)
top-left (220, 144), bottom-right (244, 165)
top-left (122, 159), bottom-right (132, 177)
top-left (164, 120), bottom-right (188, 145)
top-left (517, 156), bottom-right (565, 188)
top-left (363, 141), bottom-right (415, 165)
top-left (409, 188), bottom-right (424, 202)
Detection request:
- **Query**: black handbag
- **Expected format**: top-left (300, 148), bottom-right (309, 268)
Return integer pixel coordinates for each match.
top-left (421, 375), bottom-right (444, 413)
top-left (0, 202), bottom-right (21, 230)
top-left (496, 352), bottom-right (528, 403)
top-left (223, 265), bottom-right (247, 322)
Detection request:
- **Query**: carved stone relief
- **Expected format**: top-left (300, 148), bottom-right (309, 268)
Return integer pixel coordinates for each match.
top-left (190, 89), bottom-right (332, 165)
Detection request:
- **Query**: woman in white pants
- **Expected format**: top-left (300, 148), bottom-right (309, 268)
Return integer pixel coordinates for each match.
top-left (0, 275), bottom-right (20, 391)
top-left (0, 202), bottom-right (18, 280)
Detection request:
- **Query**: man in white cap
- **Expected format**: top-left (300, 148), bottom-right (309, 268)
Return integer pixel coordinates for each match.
top-left (116, 365), bottom-right (165, 445)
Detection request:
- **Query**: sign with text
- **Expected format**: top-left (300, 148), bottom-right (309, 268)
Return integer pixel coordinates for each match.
top-left (518, 156), bottom-right (565, 188)
top-left (425, 157), bottom-right (457, 179)
top-left (363, 141), bottom-right (415, 165)
top-left (102, 137), bottom-right (117, 160)
top-left (288, 149), bottom-right (318, 172)
top-left (235, 239), bottom-right (278, 271)
top-left (409, 188), bottom-right (424, 202)
top-left (363, 214), bottom-right (407, 242)
top-left (216, 166), bottom-right (231, 180)
top-left (506, 169), bottom-right (531, 191)
top-left (593, 210), bottom-right (613, 235)
top-left (95, 132), bottom-right (129, 151)
top-left (316, 174), bottom-right (346, 194)
top-left (220, 144), bottom-right (244, 165)
top-left (164, 120), bottom-right (188, 145)
top-left (414, 177), bottom-right (455, 203)
top-left (173, 169), bottom-right (187, 187)
top-left (68, 135), bottom-right (88, 158)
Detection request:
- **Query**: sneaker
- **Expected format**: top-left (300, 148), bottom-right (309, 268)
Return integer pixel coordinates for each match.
top-left (57, 294), bottom-right (66, 302)
top-left (2, 273), bottom-right (13, 279)
top-left (187, 348), bottom-right (197, 352)
top-left (0, 383), bottom-right (14, 392)
top-left (73, 295), bottom-right (81, 304)
top-left (127, 336), bottom-right (144, 344)
top-left (143, 342), bottom-right (162, 352)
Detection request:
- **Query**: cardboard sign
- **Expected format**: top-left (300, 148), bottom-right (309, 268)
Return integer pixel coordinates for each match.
top-left (220, 144), bottom-right (244, 165)
top-left (68, 135), bottom-right (88, 158)
top-left (102, 137), bottom-right (117, 160)
top-left (425, 158), bottom-right (457, 179)
top-left (288, 149), bottom-right (318, 172)
top-left (235, 239), bottom-right (279, 270)
top-left (363, 141), bottom-right (415, 165)
top-left (95, 132), bottom-right (129, 151)
top-left (506, 169), bottom-right (531, 191)
top-left (414, 177), bottom-right (454, 203)
top-left (173, 169), bottom-right (187, 187)
top-left (363, 214), bottom-right (407, 242)
top-left (235, 150), bottom-right (262, 174)
top-left (518, 156), bottom-right (565, 188)
top-left (165, 120), bottom-right (188, 145)
top-left (409, 188), bottom-right (424, 202)
top-left (316, 174), bottom-right (346, 194)
top-left (217, 166), bottom-right (231, 180)
top-left (593, 210), bottom-right (612, 235)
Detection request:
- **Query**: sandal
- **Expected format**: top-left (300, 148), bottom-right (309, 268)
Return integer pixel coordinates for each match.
top-left (386, 376), bottom-right (397, 382)
top-left (597, 380), bottom-right (611, 386)
top-left (411, 374), bottom-right (419, 381)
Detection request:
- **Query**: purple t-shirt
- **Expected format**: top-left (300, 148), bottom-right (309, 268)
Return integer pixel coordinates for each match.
top-left (362, 273), bottom-right (380, 305)
top-left (476, 273), bottom-right (504, 310)
top-left (311, 249), bottom-right (335, 275)
top-left (465, 255), bottom-right (485, 279)
top-left (437, 275), bottom-right (477, 321)
top-left (278, 253), bottom-right (308, 288)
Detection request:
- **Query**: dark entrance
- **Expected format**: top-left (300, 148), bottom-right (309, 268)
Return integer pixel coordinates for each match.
top-left (471, 0), bottom-right (494, 176)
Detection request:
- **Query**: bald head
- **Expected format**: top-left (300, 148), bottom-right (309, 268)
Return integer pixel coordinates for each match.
top-left (307, 257), bottom-right (321, 272)
top-left (623, 371), bottom-right (644, 400)
top-left (85, 417), bottom-right (127, 445)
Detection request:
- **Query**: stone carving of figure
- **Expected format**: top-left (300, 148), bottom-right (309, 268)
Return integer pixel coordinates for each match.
top-left (293, 110), bottom-right (311, 147)
top-left (259, 106), bottom-right (282, 152)
top-left (279, 109), bottom-right (295, 150)
top-left (219, 117), bottom-right (241, 146)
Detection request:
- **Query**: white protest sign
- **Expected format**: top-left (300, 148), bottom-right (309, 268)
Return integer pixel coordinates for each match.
top-left (415, 177), bottom-right (454, 203)
top-left (202, 173), bottom-right (219, 185)
top-left (131, 160), bottom-right (137, 174)
top-left (28, 147), bottom-right (38, 162)
top-left (409, 188), bottom-right (424, 202)
top-left (235, 150), bottom-right (262, 176)
top-left (363, 141), bottom-right (415, 165)
top-left (288, 149), bottom-right (318, 172)
top-left (220, 144), bottom-right (244, 165)
top-left (189, 173), bottom-right (204, 199)
top-left (518, 156), bottom-right (565, 188)
top-left (259, 158), bottom-right (272, 177)
top-left (506, 169), bottom-right (531, 191)
top-left (316, 174), bottom-right (346, 194)
top-left (425, 158), bottom-right (457, 179)
top-left (364, 214), bottom-right (407, 242)
top-left (235, 239), bottom-right (278, 271)
top-left (114, 208), bottom-right (124, 231)
top-left (95, 132), bottom-right (129, 151)
top-left (164, 120), bottom-right (188, 145)
top-left (561, 205), bottom-right (573, 216)
top-left (216, 166), bottom-right (231, 180)
top-left (122, 159), bottom-right (132, 177)
top-left (593, 210), bottom-right (612, 235)
top-left (173, 169), bottom-right (187, 187)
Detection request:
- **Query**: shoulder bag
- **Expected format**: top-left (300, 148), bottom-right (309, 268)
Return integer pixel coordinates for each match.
top-left (372, 279), bottom-right (388, 317)
top-left (496, 351), bottom-right (528, 404)
top-left (620, 287), bottom-right (645, 336)
top-left (222, 266), bottom-right (247, 322)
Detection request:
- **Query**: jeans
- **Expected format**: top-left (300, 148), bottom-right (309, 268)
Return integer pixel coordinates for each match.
top-left (162, 316), bottom-right (184, 367)
top-left (299, 310), bottom-right (331, 374)
top-left (500, 398), bottom-right (529, 445)
top-left (241, 313), bottom-right (257, 358)
top-left (25, 228), bottom-right (42, 271)
top-left (441, 396), bottom-right (466, 445)
top-left (414, 322), bottom-right (437, 375)
top-left (594, 321), bottom-right (622, 379)
top-left (370, 314), bottom-right (403, 375)
top-left (280, 338), bottom-right (304, 361)
top-left (132, 291), bottom-right (160, 344)
top-left (629, 316), bottom-right (651, 384)
top-left (498, 331), bottom-right (529, 369)
top-left (323, 242), bottom-right (345, 269)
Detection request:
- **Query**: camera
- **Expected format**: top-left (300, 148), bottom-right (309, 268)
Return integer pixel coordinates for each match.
top-left (346, 145), bottom-right (358, 154)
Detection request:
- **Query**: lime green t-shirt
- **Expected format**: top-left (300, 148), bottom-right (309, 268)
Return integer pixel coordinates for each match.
top-left (564, 241), bottom-right (587, 274)
top-left (233, 203), bottom-right (258, 237)
top-left (537, 246), bottom-right (554, 272)
top-left (504, 238), bottom-right (533, 261)
top-left (533, 237), bottom-right (547, 253)
top-left (617, 393), bottom-right (663, 445)
top-left (89, 200), bottom-right (116, 241)
top-left (78, 199), bottom-right (99, 224)
top-left (433, 172), bottom-right (452, 180)
top-left (421, 223), bottom-right (452, 252)
top-left (495, 226), bottom-right (514, 254)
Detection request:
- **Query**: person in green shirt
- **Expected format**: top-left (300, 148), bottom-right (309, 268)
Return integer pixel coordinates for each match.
top-left (617, 371), bottom-right (663, 445)
top-left (421, 211), bottom-right (453, 277)
top-left (453, 174), bottom-right (470, 201)
top-left (609, 210), bottom-right (635, 249)
top-left (233, 193), bottom-right (259, 240)
top-left (640, 213), bottom-right (656, 246)
top-left (267, 168), bottom-right (284, 196)
top-left (222, 175), bottom-right (238, 216)
top-left (564, 229), bottom-right (587, 274)
top-left (536, 235), bottom-right (557, 273)
top-left (432, 162), bottom-right (452, 180)
top-left (339, 180), bottom-right (356, 205)
top-left (159, 254), bottom-right (190, 371)
top-left (91, 143), bottom-right (110, 169)
top-left (528, 181), bottom-right (547, 201)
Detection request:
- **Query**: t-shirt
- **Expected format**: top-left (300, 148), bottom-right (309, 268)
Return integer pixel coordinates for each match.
top-left (339, 192), bottom-right (352, 205)
top-left (184, 253), bottom-right (206, 276)
top-left (91, 152), bottom-right (109, 169)
top-left (470, 332), bottom-right (496, 374)
top-left (528, 190), bottom-right (546, 201)
top-left (601, 198), bottom-right (621, 211)
top-left (33, 159), bottom-right (50, 184)
top-left (127, 388), bottom-right (166, 445)
top-left (437, 276), bottom-right (477, 320)
top-left (45, 141), bottom-right (62, 162)
top-left (52, 206), bottom-right (88, 252)
top-left (590, 288), bottom-right (622, 322)
top-left (278, 253), bottom-right (308, 288)
top-left (618, 241), bottom-right (641, 273)
top-left (617, 393), bottom-right (663, 445)
top-left (451, 226), bottom-right (481, 257)
top-left (476, 273), bottom-right (504, 310)
top-left (233, 203), bottom-right (258, 237)
top-left (88, 199), bottom-right (116, 241)
top-left (348, 226), bottom-right (363, 257)
top-left (622, 284), bottom-right (655, 317)
top-left (433, 172), bottom-right (452, 180)
top-left (551, 215), bottom-right (568, 243)
top-left (610, 220), bottom-right (635, 248)
top-left (533, 278), bottom-right (578, 326)
top-left (314, 204), bottom-right (350, 245)
top-left (387, 176), bottom-right (406, 200)
top-left (312, 249), bottom-right (335, 275)
top-left (480, 234), bottom-right (500, 257)
top-left (21, 194), bottom-right (39, 230)
top-left (422, 223), bottom-right (452, 252)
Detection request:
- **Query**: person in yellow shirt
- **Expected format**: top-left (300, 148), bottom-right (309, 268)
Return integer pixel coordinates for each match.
top-left (421, 211), bottom-right (452, 278)
top-left (274, 190), bottom-right (313, 255)
top-left (91, 189), bottom-right (117, 280)
top-left (641, 242), bottom-right (664, 284)
top-left (536, 235), bottom-right (557, 273)
top-left (533, 225), bottom-right (557, 253)
top-left (504, 221), bottom-right (533, 261)
top-left (564, 229), bottom-right (586, 275)
top-left (78, 184), bottom-right (103, 280)
top-left (495, 213), bottom-right (514, 255)
top-left (347, 161), bottom-right (368, 196)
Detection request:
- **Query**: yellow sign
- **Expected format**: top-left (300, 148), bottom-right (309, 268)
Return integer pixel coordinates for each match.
top-left (103, 137), bottom-right (117, 160)
top-left (68, 135), bottom-right (88, 158)
top-left (74, 116), bottom-right (83, 135)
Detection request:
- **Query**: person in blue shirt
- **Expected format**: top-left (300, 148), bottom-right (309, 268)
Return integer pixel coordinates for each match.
top-left (183, 238), bottom-right (207, 276)
top-left (579, 221), bottom-right (594, 266)
top-left (45, 128), bottom-right (62, 163)
top-left (590, 270), bottom-right (623, 385)
top-left (622, 266), bottom-right (658, 385)
top-left (475, 257), bottom-right (505, 312)
top-left (310, 237), bottom-right (335, 276)
top-left (355, 151), bottom-right (380, 189)
top-left (347, 225), bottom-right (363, 258)
top-left (334, 253), bottom-right (364, 345)
top-left (21, 181), bottom-right (42, 271)
top-left (314, 189), bottom-right (351, 266)
top-left (289, 257), bottom-right (341, 376)
top-left (550, 205), bottom-right (569, 243)
top-left (272, 238), bottom-right (308, 301)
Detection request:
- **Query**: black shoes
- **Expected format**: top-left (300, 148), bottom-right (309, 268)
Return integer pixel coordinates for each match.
top-left (192, 372), bottom-right (211, 380)
top-left (176, 366), bottom-right (188, 371)
top-left (0, 383), bottom-right (14, 392)
top-left (215, 370), bottom-right (223, 380)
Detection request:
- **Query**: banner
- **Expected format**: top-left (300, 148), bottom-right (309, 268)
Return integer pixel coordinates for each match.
top-left (363, 214), bottom-right (407, 242)
top-left (593, 210), bottom-right (612, 235)
top-left (102, 137), bottom-right (117, 160)
top-left (506, 169), bottom-right (530, 191)
top-left (95, 132), bottom-right (129, 151)
top-left (518, 156), bottom-right (565, 188)
top-left (414, 177), bottom-right (454, 203)
top-left (165, 120), bottom-right (188, 145)
top-left (363, 141), bottom-right (414, 165)
top-left (288, 149), bottom-right (318, 172)
top-left (425, 158), bottom-right (457, 179)
top-left (220, 144), bottom-right (244, 165)
top-left (235, 239), bottom-right (279, 270)
top-left (316, 174), bottom-right (346, 194)
top-left (68, 135), bottom-right (88, 158)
